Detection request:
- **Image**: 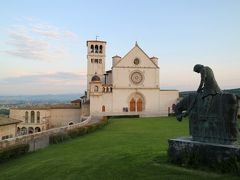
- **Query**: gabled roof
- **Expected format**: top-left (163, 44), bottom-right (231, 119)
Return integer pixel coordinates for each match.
top-left (0, 116), bottom-right (22, 126)
top-left (71, 99), bottom-right (81, 103)
top-left (80, 95), bottom-right (86, 99)
top-left (112, 43), bottom-right (159, 68)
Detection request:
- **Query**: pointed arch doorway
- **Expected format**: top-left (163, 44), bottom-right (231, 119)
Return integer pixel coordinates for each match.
top-left (137, 98), bottom-right (143, 112)
top-left (130, 98), bottom-right (136, 112)
top-left (129, 93), bottom-right (144, 112)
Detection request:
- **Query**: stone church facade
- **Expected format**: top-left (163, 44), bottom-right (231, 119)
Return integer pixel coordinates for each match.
top-left (86, 40), bottom-right (179, 116)
top-left (8, 40), bottom-right (179, 136)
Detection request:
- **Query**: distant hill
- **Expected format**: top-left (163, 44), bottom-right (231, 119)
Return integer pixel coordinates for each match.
top-left (223, 88), bottom-right (240, 96)
top-left (180, 88), bottom-right (240, 97)
top-left (0, 93), bottom-right (83, 106)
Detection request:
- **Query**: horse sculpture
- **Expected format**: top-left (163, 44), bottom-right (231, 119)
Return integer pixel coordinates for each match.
top-left (174, 92), bottom-right (239, 144)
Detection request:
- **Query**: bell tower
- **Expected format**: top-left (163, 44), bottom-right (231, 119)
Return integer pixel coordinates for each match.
top-left (86, 40), bottom-right (106, 99)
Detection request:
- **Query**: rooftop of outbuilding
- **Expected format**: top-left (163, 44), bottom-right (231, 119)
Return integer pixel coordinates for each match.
top-left (0, 116), bottom-right (22, 126)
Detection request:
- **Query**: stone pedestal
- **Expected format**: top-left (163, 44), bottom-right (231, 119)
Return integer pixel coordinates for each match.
top-left (168, 137), bottom-right (240, 173)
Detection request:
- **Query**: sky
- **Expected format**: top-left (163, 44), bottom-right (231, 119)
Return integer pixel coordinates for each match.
top-left (0, 0), bottom-right (239, 95)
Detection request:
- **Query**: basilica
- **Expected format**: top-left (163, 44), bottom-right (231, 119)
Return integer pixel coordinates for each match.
top-left (84, 40), bottom-right (179, 116)
top-left (6, 40), bottom-right (179, 138)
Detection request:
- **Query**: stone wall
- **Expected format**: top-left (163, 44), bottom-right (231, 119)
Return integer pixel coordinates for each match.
top-left (49, 108), bottom-right (81, 128)
top-left (81, 103), bottom-right (90, 116)
top-left (159, 90), bottom-right (179, 115)
top-left (0, 124), bottom-right (17, 140)
top-left (10, 107), bottom-right (81, 132)
top-left (0, 116), bottom-right (91, 151)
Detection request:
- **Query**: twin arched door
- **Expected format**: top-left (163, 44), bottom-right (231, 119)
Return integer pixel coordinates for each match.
top-left (130, 98), bottom-right (143, 112)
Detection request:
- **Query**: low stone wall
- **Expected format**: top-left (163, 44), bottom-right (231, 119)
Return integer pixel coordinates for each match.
top-left (0, 116), bottom-right (92, 151)
top-left (92, 110), bottom-right (169, 118)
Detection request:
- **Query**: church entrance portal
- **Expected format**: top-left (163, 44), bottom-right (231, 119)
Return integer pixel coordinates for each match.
top-left (137, 99), bottom-right (143, 112)
top-left (129, 93), bottom-right (144, 112)
top-left (130, 98), bottom-right (136, 112)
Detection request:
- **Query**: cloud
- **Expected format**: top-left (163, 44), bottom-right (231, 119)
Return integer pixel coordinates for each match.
top-left (30, 23), bottom-right (76, 39)
top-left (1, 18), bottom-right (77, 61)
top-left (1, 72), bottom-right (86, 84)
top-left (0, 72), bottom-right (86, 95)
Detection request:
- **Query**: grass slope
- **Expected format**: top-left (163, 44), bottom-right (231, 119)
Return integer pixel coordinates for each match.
top-left (0, 117), bottom-right (239, 180)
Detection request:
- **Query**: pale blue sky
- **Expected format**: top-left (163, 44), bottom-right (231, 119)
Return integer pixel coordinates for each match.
top-left (0, 0), bottom-right (239, 95)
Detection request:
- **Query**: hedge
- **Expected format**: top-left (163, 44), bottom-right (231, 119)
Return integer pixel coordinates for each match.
top-left (49, 132), bottom-right (70, 144)
top-left (0, 119), bottom-right (108, 163)
top-left (49, 119), bottom-right (108, 144)
top-left (0, 144), bottom-right (29, 163)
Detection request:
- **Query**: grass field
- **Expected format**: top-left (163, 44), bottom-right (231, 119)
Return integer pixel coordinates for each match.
top-left (0, 117), bottom-right (239, 180)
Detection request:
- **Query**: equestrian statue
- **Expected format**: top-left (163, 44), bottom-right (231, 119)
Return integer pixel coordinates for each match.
top-left (174, 64), bottom-right (239, 144)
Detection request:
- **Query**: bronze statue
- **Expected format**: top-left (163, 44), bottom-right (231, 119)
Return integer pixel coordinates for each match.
top-left (193, 64), bottom-right (222, 98)
top-left (184, 65), bottom-right (223, 117)
top-left (174, 64), bottom-right (239, 144)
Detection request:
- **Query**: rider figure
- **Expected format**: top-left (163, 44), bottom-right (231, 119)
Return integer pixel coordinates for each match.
top-left (193, 64), bottom-right (222, 98)
top-left (182, 64), bottom-right (223, 118)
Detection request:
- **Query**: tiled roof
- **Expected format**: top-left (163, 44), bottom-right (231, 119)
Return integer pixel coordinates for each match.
top-left (0, 116), bottom-right (22, 126)
top-left (71, 99), bottom-right (81, 103)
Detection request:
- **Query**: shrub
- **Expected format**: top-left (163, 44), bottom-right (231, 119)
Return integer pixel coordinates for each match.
top-left (85, 124), bottom-right (98, 133)
top-left (77, 127), bottom-right (88, 135)
top-left (49, 118), bottom-right (108, 144)
top-left (49, 133), bottom-right (70, 144)
top-left (68, 128), bottom-right (79, 138)
top-left (0, 144), bottom-right (29, 163)
top-left (68, 127), bottom-right (87, 138)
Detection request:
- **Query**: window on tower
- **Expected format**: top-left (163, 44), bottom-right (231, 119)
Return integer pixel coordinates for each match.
top-left (91, 59), bottom-right (94, 63)
top-left (94, 86), bottom-right (98, 92)
top-left (95, 59), bottom-right (98, 63)
top-left (95, 45), bottom-right (98, 53)
top-left (99, 45), bottom-right (103, 53)
top-left (90, 45), bottom-right (94, 53)
top-left (99, 59), bottom-right (102, 64)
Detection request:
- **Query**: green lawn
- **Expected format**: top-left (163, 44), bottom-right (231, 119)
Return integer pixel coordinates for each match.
top-left (0, 117), bottom-right (239, 180)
